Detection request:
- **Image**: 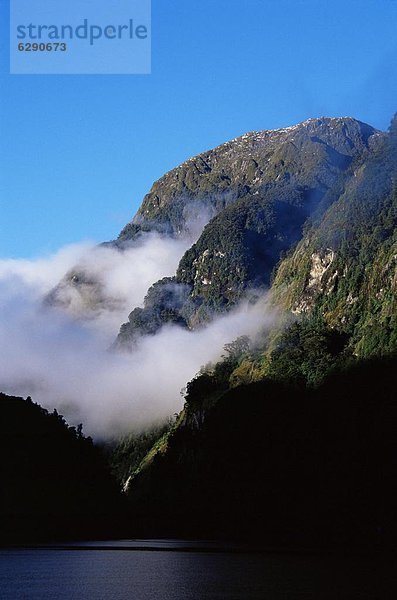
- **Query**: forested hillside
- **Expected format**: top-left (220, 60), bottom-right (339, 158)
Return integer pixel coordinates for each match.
top-left (119, 114), bottom-right (397, 547)
top-left (125, 356), bottom-right (397, 547)
top-left (0, 393), bottom-right (123, 543)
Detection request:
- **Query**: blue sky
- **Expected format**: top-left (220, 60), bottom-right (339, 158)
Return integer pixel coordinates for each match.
top-left (1, 0), bottom-right (397, 258)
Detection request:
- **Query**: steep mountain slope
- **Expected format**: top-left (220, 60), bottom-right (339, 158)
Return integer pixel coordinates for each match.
top-left (116, 117), bottom-right (381, 347)
top-left (269, 114), bottom-right (396, 359)
top-left (121, 115), bottom-right (397, 545)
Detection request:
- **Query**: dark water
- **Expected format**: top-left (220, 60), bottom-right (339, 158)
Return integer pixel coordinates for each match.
top-left (0, 540), bottom-right (396, 599)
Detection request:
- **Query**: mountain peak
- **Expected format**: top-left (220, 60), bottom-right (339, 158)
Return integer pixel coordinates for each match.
top-left (118, 116), bottom-right (380, 244)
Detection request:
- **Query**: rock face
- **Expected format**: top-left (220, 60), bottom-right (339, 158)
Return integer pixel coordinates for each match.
top-left (115, 117), bottom-right (381, 348)
top-left (292, 249), bottom-right (336, 314)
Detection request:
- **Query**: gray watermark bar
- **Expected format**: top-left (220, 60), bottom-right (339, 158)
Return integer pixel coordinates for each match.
top-left (10, 0), bottom-right (151, 75)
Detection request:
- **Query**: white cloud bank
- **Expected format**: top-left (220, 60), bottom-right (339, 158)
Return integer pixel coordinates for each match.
top-left (0, 234), bottom-right (274, 438)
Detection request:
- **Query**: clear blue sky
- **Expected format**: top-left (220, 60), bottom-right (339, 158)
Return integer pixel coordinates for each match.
top-left (1, 0), bottom-right (397, 258)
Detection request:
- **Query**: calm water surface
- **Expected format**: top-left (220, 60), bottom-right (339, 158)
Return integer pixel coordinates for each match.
top-left (0, 540), bottom-right (395, 599)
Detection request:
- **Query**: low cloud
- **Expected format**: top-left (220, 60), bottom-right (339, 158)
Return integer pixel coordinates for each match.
top-left (45, 234), bottom-right (192, 337)
top-left (0, 233), bottom-right (275, 438)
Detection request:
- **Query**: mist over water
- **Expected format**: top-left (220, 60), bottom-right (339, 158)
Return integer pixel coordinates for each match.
top-left (0, 231), bottom-right (274, 437)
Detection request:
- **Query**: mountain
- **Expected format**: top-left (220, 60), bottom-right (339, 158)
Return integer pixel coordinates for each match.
top-left (115, 117), bottom-right (382, 347)
top-left (47, 117), bottom-right (380, 340)
top-left (118, 117), bottom-right (379, 242)
top-left (115, 114), bottom-right (397, 546)
top-left (41, 114), bottom-right (397, 547)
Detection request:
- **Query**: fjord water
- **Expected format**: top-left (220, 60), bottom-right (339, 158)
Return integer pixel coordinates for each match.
top-left (0, 540), bottom-right (395, 600)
